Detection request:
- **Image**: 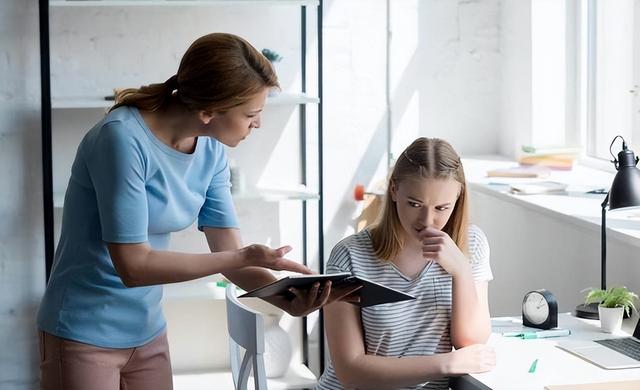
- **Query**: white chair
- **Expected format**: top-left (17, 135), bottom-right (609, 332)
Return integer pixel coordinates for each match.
top-left (225, 284), bottom-right (318, 390)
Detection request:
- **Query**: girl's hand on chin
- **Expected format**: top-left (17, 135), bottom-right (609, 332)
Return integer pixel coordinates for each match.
top-left (418, 227), bottom-right (470, 277)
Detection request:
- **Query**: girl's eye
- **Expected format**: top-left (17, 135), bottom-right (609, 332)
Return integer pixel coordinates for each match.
top-left (408, 201), bottom-right (421, 208)
top-left (436, 206), bottom-right (450, 212)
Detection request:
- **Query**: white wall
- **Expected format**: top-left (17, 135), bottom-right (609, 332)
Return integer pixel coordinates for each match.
top-left (499, 0), bottom-right (532, 157)
top-left (470, 188), bottom-right (640, 317)
top-left (0, 1), bottom-right (44, 389)
top-left (390, 0), bottom-right (501, 158)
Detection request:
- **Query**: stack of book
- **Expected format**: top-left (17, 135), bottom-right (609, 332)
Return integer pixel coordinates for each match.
top-left (517, 145), bottom-right (580, 170)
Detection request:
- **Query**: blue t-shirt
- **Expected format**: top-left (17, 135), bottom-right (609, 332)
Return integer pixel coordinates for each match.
top-left (37, 106), bottom-right (238, 348)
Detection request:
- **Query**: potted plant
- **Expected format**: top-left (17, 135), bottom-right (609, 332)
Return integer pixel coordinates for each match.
top-left (584, 286), bottom-right (638, 333)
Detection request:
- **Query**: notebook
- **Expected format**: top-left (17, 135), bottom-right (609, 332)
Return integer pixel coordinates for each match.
top-left (556, 317), bottom-right (640, 369)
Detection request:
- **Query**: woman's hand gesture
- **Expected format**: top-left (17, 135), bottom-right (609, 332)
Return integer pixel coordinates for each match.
top-left (239, 244), bottom-right (361, 317)
top-left (419, 227), bottom-right (469, 277)
top-left (240, 244), bottom-right (312, 274)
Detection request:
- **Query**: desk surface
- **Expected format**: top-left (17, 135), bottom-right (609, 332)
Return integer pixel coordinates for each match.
top-left (457, 313), bottom-right (640, 390)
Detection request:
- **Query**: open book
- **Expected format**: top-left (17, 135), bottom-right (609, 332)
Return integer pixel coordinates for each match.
top-left (239, 272), bottom-right (415, 307)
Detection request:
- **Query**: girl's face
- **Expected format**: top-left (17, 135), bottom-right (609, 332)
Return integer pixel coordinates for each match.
top-left (391, 176), bottom-right (461, 246)
top-left (202, 88), bottom-right (268, 147)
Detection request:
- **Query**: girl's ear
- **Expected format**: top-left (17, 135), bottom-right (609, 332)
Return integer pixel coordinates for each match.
top-left (390, 180), bottom-right (398, 202)
top-left (198, 110), bottom-right (215, 125)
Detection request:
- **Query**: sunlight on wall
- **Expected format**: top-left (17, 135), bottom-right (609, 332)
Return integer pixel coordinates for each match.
top-left (531, 0), bottom-right (566, 147)
top-left (591, 0), bottom-right (635, 158)
top-left (392, 90), bottom-right (420, 158)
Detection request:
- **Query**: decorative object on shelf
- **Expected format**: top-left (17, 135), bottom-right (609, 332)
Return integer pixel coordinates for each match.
top-left (261, 48), bottom-right (283, 97)
top-left (584, 286), bottom-right (638, 333)
top-left (576, 136), bottom-right (640, 320)
top-left (522, 289), bottom-right (558, 330)
top-left (261, 48), bottom-right (283, 63)
top-left (263, 314), bottom-right (293, 378)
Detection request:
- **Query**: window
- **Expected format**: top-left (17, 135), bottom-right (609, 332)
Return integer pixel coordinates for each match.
top-left (582, 0), bottom-right (640, 161)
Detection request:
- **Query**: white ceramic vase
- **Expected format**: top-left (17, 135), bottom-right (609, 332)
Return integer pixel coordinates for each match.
top-left (598, 305), bottom-right (624, 333)
top-left (263, 315), bottom-right (292, 378)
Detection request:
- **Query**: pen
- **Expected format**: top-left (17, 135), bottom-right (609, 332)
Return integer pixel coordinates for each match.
top-left (503, 329), bottom-right (571, 339)
top-left (528, 358), bottom-right (538, 373)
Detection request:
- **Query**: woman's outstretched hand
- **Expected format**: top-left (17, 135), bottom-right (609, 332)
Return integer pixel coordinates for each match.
top-left (239, 244), bottom-right (362, 316)
top-left (240, 244), bottom-right (313, 274)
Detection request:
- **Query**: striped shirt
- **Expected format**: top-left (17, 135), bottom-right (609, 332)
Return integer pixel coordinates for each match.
top-left (316, 225), bottom-right (493, 390)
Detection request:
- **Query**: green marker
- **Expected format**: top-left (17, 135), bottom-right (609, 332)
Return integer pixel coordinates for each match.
top-left (528, 358), bottom-right (538, 373)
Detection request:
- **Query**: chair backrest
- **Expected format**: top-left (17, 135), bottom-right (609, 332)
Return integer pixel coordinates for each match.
top-left (226, 284), bottom-right (268, 390)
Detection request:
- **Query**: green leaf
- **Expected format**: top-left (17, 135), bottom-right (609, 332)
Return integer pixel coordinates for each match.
top-left (583, 286), bottom-right (638, 312)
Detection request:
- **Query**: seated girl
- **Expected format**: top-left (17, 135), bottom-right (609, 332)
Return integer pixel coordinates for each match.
top-left (317, 137), bottom-right (496, 389)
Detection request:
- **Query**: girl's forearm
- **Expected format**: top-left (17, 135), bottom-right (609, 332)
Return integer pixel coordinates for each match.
top-left (450, 269), bottom-right (491, 346)
top-left (336, 353), bottom-right (453, 389)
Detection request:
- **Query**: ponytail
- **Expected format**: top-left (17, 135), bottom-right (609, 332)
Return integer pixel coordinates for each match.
top-left (109, 33), bottom-right (279, 114)
top-left (110, 75), bottom-right (178, 113)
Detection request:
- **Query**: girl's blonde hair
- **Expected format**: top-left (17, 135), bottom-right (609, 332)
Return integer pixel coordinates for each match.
top-left (370, 137), bottom-right (469, 261)
top-left (110, 33), bottom-right (279, 113)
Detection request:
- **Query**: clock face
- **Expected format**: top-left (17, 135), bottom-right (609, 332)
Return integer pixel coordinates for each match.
top-left (523, 291), bottom-right (549, 325)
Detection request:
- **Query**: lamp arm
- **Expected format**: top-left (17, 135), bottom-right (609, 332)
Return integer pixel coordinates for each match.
top-left (601, 192), bottom-right (609, 291)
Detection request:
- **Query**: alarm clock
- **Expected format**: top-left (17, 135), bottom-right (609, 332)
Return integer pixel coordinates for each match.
top-left (522, 289), bottom-right (558, 330)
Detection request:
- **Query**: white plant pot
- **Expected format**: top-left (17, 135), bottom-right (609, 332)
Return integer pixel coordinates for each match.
top-left (598, 305), bottom-right (624, 333)
top-left (263, 315), bottom-right (292, 378)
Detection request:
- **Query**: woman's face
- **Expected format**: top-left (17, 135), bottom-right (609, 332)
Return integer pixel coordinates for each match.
top-left (391, 176), bottom-right (461, 246)
top-left (204, 88), bottom-right (268, 147)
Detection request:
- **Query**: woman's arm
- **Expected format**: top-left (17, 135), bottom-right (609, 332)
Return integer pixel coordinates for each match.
top-left (106, 232), bottom-right (310, 288)
top-left (203, 227), bottom-right (359, 316)
top-left (325, 300), bottom-right (495, 389)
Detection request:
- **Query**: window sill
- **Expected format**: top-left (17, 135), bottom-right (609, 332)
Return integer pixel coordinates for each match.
top-left (462, 155), bottom-right (640, 248)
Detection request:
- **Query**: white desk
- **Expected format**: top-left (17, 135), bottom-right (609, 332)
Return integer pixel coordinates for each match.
top-left (452, 313), bottom-right (640, 389)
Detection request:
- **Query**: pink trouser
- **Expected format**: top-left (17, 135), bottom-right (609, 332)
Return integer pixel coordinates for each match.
top-left (39, 330), bottom-right (173, 390)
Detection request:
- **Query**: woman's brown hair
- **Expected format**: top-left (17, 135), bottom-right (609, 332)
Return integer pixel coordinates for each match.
top-left (110, 33), bottom-right (279, 113)
top-left (369, 137), bottom-right (469, 261)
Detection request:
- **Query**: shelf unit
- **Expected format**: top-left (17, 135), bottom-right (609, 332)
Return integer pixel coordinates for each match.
top-left (54, 187), bottom-right (319, 208)
top-left (40, 0), bottom-right (325, 375)
top-left (51, 92), bottom-right (320, 109)
top-left (50, 0), bottom-right (319, 6)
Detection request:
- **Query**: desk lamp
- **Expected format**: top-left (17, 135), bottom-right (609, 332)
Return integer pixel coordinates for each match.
top-left (575, 136), bottom-right (640, 319)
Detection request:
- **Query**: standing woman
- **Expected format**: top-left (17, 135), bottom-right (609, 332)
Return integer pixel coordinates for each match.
top-left (37, 33), bottom-right (343, 390)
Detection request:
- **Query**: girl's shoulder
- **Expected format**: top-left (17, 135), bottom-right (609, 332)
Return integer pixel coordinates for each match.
top-left (333, 229), bottom-right (374, 252)
top-left (327, 229), bottom-right (376, 268)
top-left (467, 224), bottom-right (490, 263)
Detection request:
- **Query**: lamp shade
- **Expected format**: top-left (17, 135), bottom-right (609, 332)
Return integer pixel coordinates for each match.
top-left (608, 147), bottom-right (640, 211)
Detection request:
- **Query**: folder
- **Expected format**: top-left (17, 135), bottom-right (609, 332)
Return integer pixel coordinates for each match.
top-left (239, 272), bottom-right (416, 307)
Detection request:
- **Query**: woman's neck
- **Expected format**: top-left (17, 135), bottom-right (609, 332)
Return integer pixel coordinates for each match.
top-left (141, 103), bottom-right (200, 153)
